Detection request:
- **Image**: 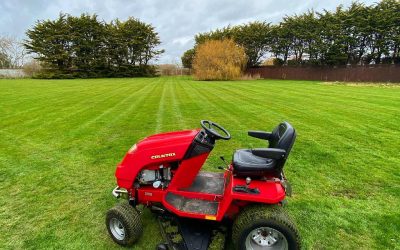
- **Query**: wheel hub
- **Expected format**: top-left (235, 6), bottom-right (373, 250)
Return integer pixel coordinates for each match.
top-left (246, 227), bottom-right (288, 250)
top-left (109, 218), bottom-right (125, 240)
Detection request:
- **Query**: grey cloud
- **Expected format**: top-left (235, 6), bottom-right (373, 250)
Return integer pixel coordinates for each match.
top-left (0, 0), bottom-right (376, 64)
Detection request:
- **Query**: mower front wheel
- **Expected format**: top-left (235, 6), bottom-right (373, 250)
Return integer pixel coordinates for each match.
top-left (106, 202), bottom-right (143, 246)
top-left (232, 205), bottom-right (300, 250)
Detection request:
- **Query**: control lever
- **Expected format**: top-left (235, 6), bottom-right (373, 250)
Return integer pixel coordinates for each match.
top-left (219, 156), bottom-right (230, 170)
top-left (246, 177), bottom-right (251, 188)
top-left (233, 177), bottom-right (260, 194)
top-left (220, 156), bottom-right (228, 164)
top-left (233, 185), bottom-right (260, 194)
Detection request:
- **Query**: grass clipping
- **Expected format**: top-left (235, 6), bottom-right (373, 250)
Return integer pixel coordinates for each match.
top-left (208, 229), bottom-right (226, 250)
top-left (193, 39), bottom-right (247, 81)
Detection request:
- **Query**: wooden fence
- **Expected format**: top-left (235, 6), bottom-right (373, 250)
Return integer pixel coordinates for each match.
top-left (246, 65), bottom-right (400, 82)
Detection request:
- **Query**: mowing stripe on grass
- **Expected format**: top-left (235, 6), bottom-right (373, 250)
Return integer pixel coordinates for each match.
top-left (155, 81), bottom-right (167, 133)
top-left (0, 77), bottom-right (399, 250)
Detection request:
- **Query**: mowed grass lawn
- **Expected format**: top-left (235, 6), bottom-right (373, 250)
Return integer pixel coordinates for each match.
top-left (0, 76), bottom-right (399, 249)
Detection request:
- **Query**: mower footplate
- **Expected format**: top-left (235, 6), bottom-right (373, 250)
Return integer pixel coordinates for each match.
top-left (183, 172), bottom-right (224, 195)
top-left (165, 192), bottom-right (218, 215)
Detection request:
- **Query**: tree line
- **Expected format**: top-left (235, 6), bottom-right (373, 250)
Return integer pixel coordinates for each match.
top-left (182, 0), bottom-right (400, 68)
top-left (0, 36), bottom-right (26, 69)
top-left (24, 13), bottom-right (163, 78)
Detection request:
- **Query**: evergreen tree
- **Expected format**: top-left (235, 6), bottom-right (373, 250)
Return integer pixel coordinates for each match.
top-left (181, 48), bottom-right (195, 69)
top-left (24, 13), bottom-right (163, 78)
top-left (185, 1), bottom-right (400, 67)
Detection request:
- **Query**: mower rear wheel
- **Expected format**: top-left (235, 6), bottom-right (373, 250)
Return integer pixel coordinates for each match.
top-left (232, 205), bottom-right (300, 250)
top-left (106, 202), bottom-right (143, 246)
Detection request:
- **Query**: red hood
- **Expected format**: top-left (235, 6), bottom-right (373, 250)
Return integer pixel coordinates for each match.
top-left (134, 129), bottom-right (200, 151)
top-left (116, 129), bottom-right (200, 188)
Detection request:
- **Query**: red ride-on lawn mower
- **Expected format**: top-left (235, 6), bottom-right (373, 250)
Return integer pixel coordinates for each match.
top-left (106, 120), bottom-right (300, 250)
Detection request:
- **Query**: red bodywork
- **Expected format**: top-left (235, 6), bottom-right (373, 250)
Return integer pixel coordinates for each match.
top-left (115, 129), bottom-right (285, 221)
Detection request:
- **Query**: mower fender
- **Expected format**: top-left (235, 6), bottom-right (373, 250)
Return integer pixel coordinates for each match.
top-left (217, 178), bottom-right (286, 221)
top-left (230, 178), bottom-right (286, 204)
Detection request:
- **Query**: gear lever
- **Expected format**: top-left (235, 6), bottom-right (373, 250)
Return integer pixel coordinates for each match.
top-left (220, 156), bottom-right (228, 165)
top-left (245, 177), bottom-right (251, 188)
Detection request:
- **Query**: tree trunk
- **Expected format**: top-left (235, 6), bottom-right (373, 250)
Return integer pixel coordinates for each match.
top-left (392, 45), bottom-right (398, 64)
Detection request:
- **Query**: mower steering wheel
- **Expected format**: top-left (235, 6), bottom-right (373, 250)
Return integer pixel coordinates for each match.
top-left (200, 120), bottom-right (231, 140)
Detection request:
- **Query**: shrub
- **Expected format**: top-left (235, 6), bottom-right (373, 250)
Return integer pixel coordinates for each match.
top-left (22, 60), bottom-right (42, 77)
top-left (273, 58), bottom-right (284, 66)
top-left (181, 48), bottom-right (196, 69)
top-left (241, 73), bottom-right (261, 80)
top-left (193, 39), bottom-right (247, 80)
top-left (287, 59), bottom-right (301, 66)
top-left (262, 58), bottom-right (275, 66)
top-left (157, 64), bottom-right (191, 76)
top-left (32, 65), bottom-right (157, 79)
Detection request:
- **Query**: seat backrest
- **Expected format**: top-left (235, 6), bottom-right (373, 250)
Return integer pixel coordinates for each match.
top-left (269, 121), bottom-right (296, 159)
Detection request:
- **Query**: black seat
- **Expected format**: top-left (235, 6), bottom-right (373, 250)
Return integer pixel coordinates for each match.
top-left (233, 149), bottom-right (276, 175)
top-left (233, 121), bottom-right (296, 177)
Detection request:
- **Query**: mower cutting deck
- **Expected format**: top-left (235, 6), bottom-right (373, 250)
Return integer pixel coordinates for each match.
top-left (106, 120), bottom-right (301, 250)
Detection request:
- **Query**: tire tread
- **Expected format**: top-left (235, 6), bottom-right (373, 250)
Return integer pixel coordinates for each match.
top-left (232, 204), bottom-right (301, 250)
top-left (106, 202), bottom-right (143, 246)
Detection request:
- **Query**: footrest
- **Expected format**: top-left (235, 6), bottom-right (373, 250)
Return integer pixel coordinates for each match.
top-left (166, 192), bottom-right (218, 215)
top-left (183, 172), bottom-right (224, 195)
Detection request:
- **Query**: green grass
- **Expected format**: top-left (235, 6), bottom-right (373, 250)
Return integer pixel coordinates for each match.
top-left (0, 76), bottom-right (399, 249)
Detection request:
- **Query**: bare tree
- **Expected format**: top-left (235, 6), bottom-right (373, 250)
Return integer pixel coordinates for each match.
top-left (0, 36), bottom-right (27, 68)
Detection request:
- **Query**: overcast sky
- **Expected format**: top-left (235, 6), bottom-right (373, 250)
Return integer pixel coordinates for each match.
top-left (0, 0), bottom-right (376, 64)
